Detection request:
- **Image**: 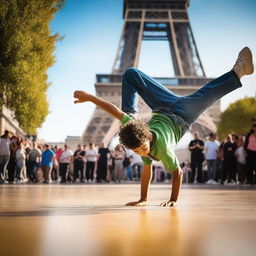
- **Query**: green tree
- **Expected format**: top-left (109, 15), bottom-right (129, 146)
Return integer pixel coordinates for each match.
top-left (217, 97), bottom-right (256, 140)
top-left (0, 0), bottom-right (64, 134)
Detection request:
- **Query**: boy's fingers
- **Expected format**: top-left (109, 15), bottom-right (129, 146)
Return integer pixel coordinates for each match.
top-left (74, 100), bottom-right (81, 104)
top-left (160, 201), bottom-right (167, 206)
top-left (160, 201), bottom-right (176, 207)
top-left (126, 201), bottom-right (147, 206)
top-left (73, 91), bottom-right (82, 98)
top-left (126, 202), bottom-right (135, 206)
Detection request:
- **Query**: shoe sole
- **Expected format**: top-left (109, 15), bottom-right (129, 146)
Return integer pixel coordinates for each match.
top-left (239, 47), bottom-right (254, 75)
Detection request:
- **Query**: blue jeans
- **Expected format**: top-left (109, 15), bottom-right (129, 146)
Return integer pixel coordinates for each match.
top-left (121, 68), bottom-right (242, 129)
top-left (125, 165), bottom-right (134, 181)
top-left (0, 155), bottom-right (10, 181)
top-left (27, 161), bottom-right (39, 180)
top-left (207, 160), bottom-right (217, 180)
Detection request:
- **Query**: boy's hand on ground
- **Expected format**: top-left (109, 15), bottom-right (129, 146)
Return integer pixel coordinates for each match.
top-left (73, 90), bottom-right (92, 104)
top-left (160, 201), bottom-right (176, 207)
top-left (125, 199), bottom-right (147, 206)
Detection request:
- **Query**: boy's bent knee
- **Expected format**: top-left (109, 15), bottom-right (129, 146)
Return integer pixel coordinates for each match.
top-left (124, 67), bottom-right (138, 78)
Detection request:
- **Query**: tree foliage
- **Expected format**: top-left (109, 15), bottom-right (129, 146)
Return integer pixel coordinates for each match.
top-left (0, 0), bottom-right (64, 134)
top-left (217, 97), bottom-right (256, 140)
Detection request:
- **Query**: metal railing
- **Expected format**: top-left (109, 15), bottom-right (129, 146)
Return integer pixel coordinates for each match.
top-left (96, 74), bottom-right (213, 86)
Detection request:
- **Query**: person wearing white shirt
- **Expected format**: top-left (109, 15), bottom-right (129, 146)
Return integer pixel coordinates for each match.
top-left (15, 142), bottom-right (27, 183)
top-left (59, 144), bottom-right (73, 183)
top-left (235, 139), bottom-right (247, 184)
top-left (205, 133), bottom-right (220, 184)
top-left (27, 142), bottom-right (42, 182)
top-left (85, 143), bottom-right (98, 182)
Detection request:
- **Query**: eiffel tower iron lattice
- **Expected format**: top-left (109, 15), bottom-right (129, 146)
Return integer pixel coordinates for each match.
top-left (82, 0), bottom-right (220, 145)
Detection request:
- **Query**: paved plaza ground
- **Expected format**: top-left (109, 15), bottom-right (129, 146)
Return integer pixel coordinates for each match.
top-left (0, 184), bottom-right (255, 256)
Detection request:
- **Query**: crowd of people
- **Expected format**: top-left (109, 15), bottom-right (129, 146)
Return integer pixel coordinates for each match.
top-left (186, 119), bottom-right (256, 185)
top-left (0, 134), bottom-right (143, 184)
top-left (0, 118), bottom-right (255, 185)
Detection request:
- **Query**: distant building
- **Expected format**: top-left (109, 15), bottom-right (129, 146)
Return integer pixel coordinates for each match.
top-left (0, 105), bottom-right (25, 136)
top-left (47, 142), bottom-right (65, 150)
top-left (65, 136), bottom-right (81, 151)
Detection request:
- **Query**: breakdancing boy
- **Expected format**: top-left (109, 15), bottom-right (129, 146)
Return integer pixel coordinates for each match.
top-left (74, 47), bottom-right (254, 207)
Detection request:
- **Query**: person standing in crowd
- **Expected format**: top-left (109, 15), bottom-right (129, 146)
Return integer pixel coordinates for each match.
top-left (59, 145), bottom-right (73, 183)
top-left (107, 150), bottom-right (115, 182)
top-left (27, 142), bottom-right (42, 183)
top-left (220, 135), bottom-right (237, 184)
top-left (231, 133), bottom-right (239, 179)
top-left (231, 134), bottom-right (239, 146)
top-left (50, 146), bottom-right (58, 181)
top-left (55, 146), bottom-right (63, 163)
top-left (96, 143), bottom-right (110, 183)
top-left (0, 130), bottom-right (11, 183)
top-left (85, 143), bottom-right (98, 182)
top-left (73, 144), bottom-right (85, 183)
top-left (7, 135), bottom-right (18, 183)
top-left (132, 152), bottom-right (143, 181)
top-left (41, 144), bottom-right (55, 184)
top-left (55, 146), bottom-right (63, 181)
top-left (244, 120), bottom-right (256, 185)
top-left (235, 138), bottom-right (247, 184)
top-left (188, 132), bottom-right (205, 183)
top-left (25, 144), bottom-right (31, 180)
top-left (15, 141), bottom-right (27, 183)
top-left (181, 161), bottom-right (191, 183)
top-left (112, 144), bottom-right (125, 183)
top-left (123, 148), bottom-right (134, 181)
top-left (205, 133), bottom-right (219, 184)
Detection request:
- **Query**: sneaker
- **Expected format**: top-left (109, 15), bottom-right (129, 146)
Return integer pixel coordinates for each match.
top-left (127, 113), bottom-right (137, 119)
top-left (206, 179), bottom-right (213, 184)
top-left (212, 180), bottom-right (219, 185)
top-left (233, 47), bottom-right (254, 78)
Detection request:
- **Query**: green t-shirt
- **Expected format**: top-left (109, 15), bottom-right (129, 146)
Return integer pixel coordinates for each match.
top-left (120, 113), bottom-right (184, 172)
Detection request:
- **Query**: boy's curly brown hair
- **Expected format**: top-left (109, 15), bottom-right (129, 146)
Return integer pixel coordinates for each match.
top-left (119, 119), bottom-right (152, 149)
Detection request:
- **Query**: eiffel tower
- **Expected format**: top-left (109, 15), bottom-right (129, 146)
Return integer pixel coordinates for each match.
top-left (82, 0), bottom-right (220, 145)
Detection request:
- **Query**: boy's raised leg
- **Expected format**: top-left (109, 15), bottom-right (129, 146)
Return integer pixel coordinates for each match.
top-left (172, 47), bottom-right (254, 125)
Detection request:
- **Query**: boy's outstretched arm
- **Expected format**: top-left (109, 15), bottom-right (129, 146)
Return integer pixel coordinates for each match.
top-left (126, 164), bottom-right (152, 206)
top-left (74, 90), bottom-right (125, 121)
top-left (160, 167), bottom-right (183, 207)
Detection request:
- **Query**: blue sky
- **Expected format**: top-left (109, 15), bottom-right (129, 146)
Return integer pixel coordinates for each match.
top-left (38, 0), bottom-right (256, 142)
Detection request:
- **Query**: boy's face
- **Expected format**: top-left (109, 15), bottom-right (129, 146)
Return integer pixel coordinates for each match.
top-left (132, 140), bottom-right (150, 156)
